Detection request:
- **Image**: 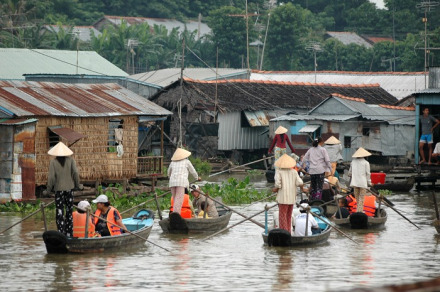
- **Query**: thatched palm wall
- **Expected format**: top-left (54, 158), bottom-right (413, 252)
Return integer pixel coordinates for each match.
top-left (35, 116), bottom-right (138, 185)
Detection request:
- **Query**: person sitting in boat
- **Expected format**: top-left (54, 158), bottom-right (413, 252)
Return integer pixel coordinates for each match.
top-left (333, 197), bottom-right (350, 219)
top-left (345, 193), bottom-right (376, 217)
top-left (72, 200), bottom-right (97, 238)
top-left (294, 203), bottom-right (320, 236)
top-left (197, 202), bottom-right (210, 218)
top-left (92, 194), bottom-right (127, 236)
top-left (190, 184), bottom-right (219, 218)
top-left (170, 189), bottom-right (195, 219)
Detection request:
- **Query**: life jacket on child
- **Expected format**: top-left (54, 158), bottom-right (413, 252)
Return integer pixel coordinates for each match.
top-left (170, 194), bottom-right (192, 218)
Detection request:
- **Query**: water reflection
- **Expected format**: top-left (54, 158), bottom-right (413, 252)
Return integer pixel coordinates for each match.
top-left (272, 250), bottom-right (293, 291)
top-left (3, 188), bottom-right (440, 291)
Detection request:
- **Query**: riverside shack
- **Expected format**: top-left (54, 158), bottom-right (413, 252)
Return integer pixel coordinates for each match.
top-left (0, 81), bottom-right (171, 202)
top-left (151, 78), bottom-right (398, 160)
top-left (270, 94), bottom-right (415, 163)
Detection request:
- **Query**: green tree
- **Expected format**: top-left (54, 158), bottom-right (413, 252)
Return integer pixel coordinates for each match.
top-left (265, 3), bottom-right (323, 70)
top-left (207, 6), bottom-right (250, 68)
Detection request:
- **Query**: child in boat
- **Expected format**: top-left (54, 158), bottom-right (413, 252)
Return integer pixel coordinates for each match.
top-left (294, 203), bottom-right (319, 236)
top-left (197, 202), bottom-right (210, 218)
top-left (333, 197), bottom-right (350, 219)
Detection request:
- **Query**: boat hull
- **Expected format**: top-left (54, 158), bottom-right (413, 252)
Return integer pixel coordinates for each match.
top-left (332, 208), bottom-right (387, 229)
top-left (262, 225), bottom-right (332, 247)
top-left (43, 209), bottom-right (154, 254)
top-left (159, 211), bottom-right (232, 233)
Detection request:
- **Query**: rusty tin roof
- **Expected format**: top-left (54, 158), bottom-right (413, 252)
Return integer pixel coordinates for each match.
top-left (0, 81), bottom-right (172, 117)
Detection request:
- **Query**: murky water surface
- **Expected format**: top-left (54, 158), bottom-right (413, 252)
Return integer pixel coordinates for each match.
top-left (1, 175), bottom-right (440, 291)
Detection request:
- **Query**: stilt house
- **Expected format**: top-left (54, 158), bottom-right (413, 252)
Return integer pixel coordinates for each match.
top-left (0, 81), bottom-right (171, 202)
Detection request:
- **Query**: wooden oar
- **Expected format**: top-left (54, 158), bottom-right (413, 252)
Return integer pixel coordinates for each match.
top-left (87, 208), bottom-right (171, 252)
top-left (190, 186), bottom-right (265, 228)
top-left (309, 211), bottom-right (359, 245)
top-left (204, 203), bottom-right (278, 240)
top-left (0, 200), bottom-right (55, 234)
top-left (120, 190), bottom-right (171, 216)
top-left (366, 188), bottom-right (421, 229)
top-left (431, 192), bottom-right (440, 233)
top-left (208, 156), bottom-right (274, 177)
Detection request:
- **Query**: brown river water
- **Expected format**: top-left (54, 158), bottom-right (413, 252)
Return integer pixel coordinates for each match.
top-left (1, 174), bottom-right (440, 291)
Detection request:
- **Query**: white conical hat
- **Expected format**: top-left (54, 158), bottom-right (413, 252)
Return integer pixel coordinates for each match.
top-left (352, 147), bottom-right (372, 158)
top-left (171, 148), bottom-right (191, 161)
top-left (325, 136), bottom-right (341, 145)
top-left (275, 126), bottom-right (288, 135)
top-left (274, 154), bottom-right (296, 168)
top-left (47, 142), bottom-right (73, 156)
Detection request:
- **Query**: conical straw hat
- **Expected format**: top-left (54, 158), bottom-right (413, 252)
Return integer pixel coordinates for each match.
top-left (328, 176), bottom-right (339, 185)
top-left (47, 142), bottom-right (73, 156)
top-left (352, 147), bottom-right (372, 158)
top-left (274, 126), bottom-right (288, 135)
top-left (171, 148), bottom-right (191, 161)
top-left (274, 154), bottom-right (296, 168)
top-left (324, 136), bottom-right (341, 145)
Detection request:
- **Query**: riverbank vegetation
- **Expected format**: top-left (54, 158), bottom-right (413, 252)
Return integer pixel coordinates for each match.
top-left (1, 1), bottom-right (437, 72)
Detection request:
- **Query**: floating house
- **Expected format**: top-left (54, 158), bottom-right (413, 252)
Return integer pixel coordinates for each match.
top-left (0, 81), bottom-right (171, 202)
top-left (270, 94), bottom-right (415, 162)
top-left (151, 78), bottom-right (397, 160)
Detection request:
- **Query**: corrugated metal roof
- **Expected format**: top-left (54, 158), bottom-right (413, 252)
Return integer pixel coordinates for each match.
top-left (332, 96), bottom-right (415, 125)
top-left (299, 124), bottom-right (321, 133)
top-left (0, 118), bottom-right (38, 125)
top-left (97, 15), bottom-right (211, 37)
top-left (326, 31), bottom-right (373, 48)
top-left (130, 68), bottom-right (248, 87)
top-left (49, 127), bottom-right (87, 144)
top-left (251, 71), bottom-right (424, 100)
top-left (243, 110), bottom-right (269, 126)
top-left (43, 25), bottom-right (101, 42)
top-left (0, 81), bottom-right (172, 117)
top-left (271, 114), bottom-right (359, 122)
top-left (0, 49), bottom-right (128, 80)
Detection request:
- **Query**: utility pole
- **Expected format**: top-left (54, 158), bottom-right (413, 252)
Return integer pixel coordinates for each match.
top-left (416, 1), bottom-right (439, 88)
top-left (178, 37), bottom-right (185, 148)
top-left (305, 42), bottom-right (323, 83)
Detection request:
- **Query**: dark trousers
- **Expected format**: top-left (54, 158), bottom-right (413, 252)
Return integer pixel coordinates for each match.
top-left (55, 190), bottom-right (74, 237)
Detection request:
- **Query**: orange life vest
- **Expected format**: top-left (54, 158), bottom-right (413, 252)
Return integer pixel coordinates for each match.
top-left (72, 211), bottom-right (96, 238)
top-left (347, 194), bottom-right (357, 214)
top-left (170, 194), bottom-right (192, 218)
top-left (363, 195), bottom-right (376, 217)
top-left (94, 206), bottom-right (122, 236)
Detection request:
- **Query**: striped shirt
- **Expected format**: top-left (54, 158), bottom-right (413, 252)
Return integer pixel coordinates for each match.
top-left (167, 159), bottom-right (199, 188)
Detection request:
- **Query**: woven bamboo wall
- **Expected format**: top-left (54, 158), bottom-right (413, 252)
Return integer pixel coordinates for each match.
top-left (35, 116), bottom-right (138, 185)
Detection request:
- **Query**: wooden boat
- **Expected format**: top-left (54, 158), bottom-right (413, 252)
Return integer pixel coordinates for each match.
top-left (332, 208), bottom-right (387, 229)
top-left (373, 176), bottom-right (415, 192)
top-left (159, 207), bottom-right (232, 234)
top-left (262, 207), bottom-right (332, 247)
top-left (42, 209), bottom-right (154, 254)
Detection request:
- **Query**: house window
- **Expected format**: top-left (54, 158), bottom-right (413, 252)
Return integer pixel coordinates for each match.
top-left (363, 127), bottom-right (370, 136)
top-left (344, 136), bottom-right (351, 148)
top-left (108, 119), bottom-right (123, 152)
top-left (48, 129), bottom-right (60, 147)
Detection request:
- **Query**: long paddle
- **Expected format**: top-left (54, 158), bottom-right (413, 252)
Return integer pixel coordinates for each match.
top-left (366, 188), bottom-right (421, 229)
top-left (432, 192), bottom-right (440, 233)
top-left (190, 185), bottom-right (265, 228)
top-left (208, 156), bottom-right (274, 177)
top-left (309, 210), bottom-right (359, 245)
top-left (0, 200), bottom-right (55, 234)
top-left (83, 206), bottom-right (171, 252)
top-left (204, 203), bottom-right (278, 240)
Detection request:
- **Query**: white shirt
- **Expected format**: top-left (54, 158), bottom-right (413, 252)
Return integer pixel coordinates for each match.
top-left (167, 159), bottom-right (198, 188)
top-left (294, 213), bottom-right (319, 236)
top-left (348, 158), bottom-right (371, 188)
top-left (434, 143), bottom-right (440, 154)
top-left (324, 144), bottom-right (343, 162)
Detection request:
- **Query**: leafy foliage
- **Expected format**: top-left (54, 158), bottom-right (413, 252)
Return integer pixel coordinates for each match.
top-left (189, 157), bottom-right (212, 176)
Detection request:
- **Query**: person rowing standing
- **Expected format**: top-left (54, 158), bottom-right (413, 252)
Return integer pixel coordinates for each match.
top-left (268, 126), bottom-right (296, 165)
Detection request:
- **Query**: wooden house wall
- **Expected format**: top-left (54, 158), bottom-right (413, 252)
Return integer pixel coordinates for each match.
top-left (35, 116), bottom-right (139, 186)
